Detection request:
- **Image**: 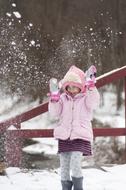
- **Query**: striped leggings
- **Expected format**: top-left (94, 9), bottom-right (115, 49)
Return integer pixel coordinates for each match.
top-left (59, 151), bottom-right (83, 181)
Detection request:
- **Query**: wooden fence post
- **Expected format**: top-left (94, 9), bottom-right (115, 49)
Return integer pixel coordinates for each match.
top-left (0, 133), bottom-right (5, 161)
top-left (4, 130), bottom-right (23, 167)
top-left (124, 77), bottom-right (126, 160)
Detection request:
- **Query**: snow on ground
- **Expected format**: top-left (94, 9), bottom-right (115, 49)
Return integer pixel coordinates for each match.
top-left (0, 164), bottom-right (126, 190)
top-left (94, 88), bottom-right (125, 128)
top-left (23, 138), bottom-right (58, 155)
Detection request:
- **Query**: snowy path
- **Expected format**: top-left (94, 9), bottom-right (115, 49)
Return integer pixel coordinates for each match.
top-left (0, 164), bottom-right (126, 190)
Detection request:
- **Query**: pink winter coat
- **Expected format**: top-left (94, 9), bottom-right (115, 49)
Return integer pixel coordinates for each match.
top-left (49, 87), bottom-right (100, 142)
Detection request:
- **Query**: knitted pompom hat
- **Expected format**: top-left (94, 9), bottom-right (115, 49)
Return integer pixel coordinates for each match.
top-left (61, 65), bottom-right (86, 93)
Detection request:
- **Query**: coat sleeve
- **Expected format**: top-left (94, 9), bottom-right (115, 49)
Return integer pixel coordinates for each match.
top-left (85, 87), bottom-right (100, 110)
top-left (48, 98), bottom-right (63, 118)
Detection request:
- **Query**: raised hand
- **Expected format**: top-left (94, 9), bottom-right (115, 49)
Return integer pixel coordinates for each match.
top-left (85, 65), bottom-right (97, 88)
top-left (48, 78), bottom-right (60, 101)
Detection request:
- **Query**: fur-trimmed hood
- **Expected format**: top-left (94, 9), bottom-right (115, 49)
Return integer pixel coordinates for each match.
top-left (61, 65), bottom-right (86, 93)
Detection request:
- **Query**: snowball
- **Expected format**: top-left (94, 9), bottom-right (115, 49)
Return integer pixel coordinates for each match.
top-left (13, 11), bottom-right (21, 19)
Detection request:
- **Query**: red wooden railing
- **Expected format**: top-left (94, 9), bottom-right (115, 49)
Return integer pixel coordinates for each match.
top-left (0, 66), bottom-right (126, 167)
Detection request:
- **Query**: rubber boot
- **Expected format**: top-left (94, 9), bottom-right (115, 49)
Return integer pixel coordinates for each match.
top-left (72, 176), bottom-right (83, 190)
top-left (61, 180), bottom-right (73, 190)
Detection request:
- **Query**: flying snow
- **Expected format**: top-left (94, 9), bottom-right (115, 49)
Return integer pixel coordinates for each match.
top-left (12, 3), bottom-right (16, 7)
top-left (6, 13), bottom-right (11, 17)
top-left (13, 11), bottom-right (21, 19)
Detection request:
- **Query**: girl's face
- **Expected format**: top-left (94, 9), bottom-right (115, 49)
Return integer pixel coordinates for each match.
top-left (66, 85), bottom-right (81, 96)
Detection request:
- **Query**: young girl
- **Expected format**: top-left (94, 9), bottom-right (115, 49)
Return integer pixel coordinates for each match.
top-left (48, 65), bottom-right (100, 190)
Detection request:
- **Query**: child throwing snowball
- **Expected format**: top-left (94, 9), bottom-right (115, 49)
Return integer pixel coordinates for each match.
top-left (48, 65), bottom-right (100, 190)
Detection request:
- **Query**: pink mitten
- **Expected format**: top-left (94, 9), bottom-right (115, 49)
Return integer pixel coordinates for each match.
top-left (85, 65), bottom-right (97, 88)
top-left (48, 78), bottom-right (60, 101)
